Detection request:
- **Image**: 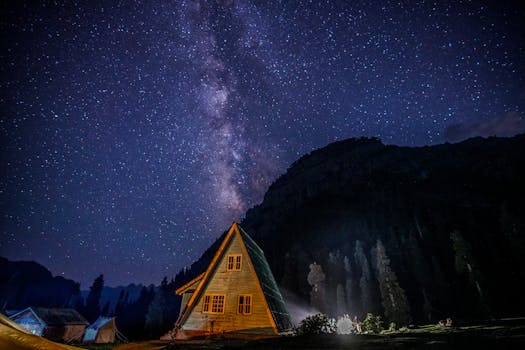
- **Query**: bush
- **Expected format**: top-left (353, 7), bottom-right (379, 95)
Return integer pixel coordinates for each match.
top-left (336, 314), bottom-right (354, 334)
top-left (361, 313), bottom-right (384, 334)
top-left (295, 313), bottom-right (336, 335)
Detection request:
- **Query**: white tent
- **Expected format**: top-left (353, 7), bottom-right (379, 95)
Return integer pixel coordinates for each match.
top-left (82, 317), bottom-right (116, 343)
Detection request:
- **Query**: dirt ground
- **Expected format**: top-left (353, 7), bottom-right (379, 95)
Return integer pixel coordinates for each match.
top-left (81, 321), bottom-right (525, 350)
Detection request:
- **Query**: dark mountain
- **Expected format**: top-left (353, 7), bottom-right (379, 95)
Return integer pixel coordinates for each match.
top-left (0, 257), bottom-right (81, 310)
top-left (179, 134), bottom-right (525, 325)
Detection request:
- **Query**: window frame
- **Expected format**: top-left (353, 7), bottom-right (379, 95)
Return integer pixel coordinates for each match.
top-left (202, 294), bottom-right (225, 314)
top-left (226, 254), bottom-right (242, 271)
top-left (237, 294), bottom-right (252, 315)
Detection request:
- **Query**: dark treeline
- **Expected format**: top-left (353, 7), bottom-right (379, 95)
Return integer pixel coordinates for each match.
top-left (76, 271), bottom-right (195, 340)
top-left (0, 257), bottom-right (197, 340)
top-left (82, 271), bottom-right (195, 339)
top-left (245, 135), bottom-right (525, 324)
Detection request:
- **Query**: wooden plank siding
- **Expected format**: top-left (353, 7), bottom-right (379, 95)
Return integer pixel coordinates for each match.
top-left (180, 228), bottom-right (275, 336)
top-left (43, 325), bottom-right (86, 342)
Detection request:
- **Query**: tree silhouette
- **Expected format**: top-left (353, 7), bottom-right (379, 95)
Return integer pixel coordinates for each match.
top-left (307, 262), bottom-right (326, 313)
top-left (450, 230), bottom-right (490, 317)
top-left (354, 240), bottom-right (373, 316)
top-left (372, 240), bottom-right (410, 325)
top-left (145, 277), bottom-right (169, 337)
top-left (100, 301), bottom-right (110, 316)
top-left (85, 274), bottom-right (104, 322)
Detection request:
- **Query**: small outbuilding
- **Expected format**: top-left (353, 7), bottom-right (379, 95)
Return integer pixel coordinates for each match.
top-left (82, 316), bottom-right (116, 343)
top-left (9, 307), bottom-right (88, 342)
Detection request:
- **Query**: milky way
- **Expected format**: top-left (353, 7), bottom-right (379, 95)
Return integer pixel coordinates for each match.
top-left (181, 0), bottom-right (280, 220)
top-left (1, 1), bottom-right (524, 287)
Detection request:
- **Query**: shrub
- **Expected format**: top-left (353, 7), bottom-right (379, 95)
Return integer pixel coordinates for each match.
top-left (295, 313), bottom-right (336, 335)
top-left (361, 313), bottom-right (384, 334)
top-left (336, 314), bottom-right (354, 334)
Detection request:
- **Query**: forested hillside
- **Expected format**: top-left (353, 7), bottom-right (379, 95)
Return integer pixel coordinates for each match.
top-left (181, 134), bottom-right (525, 325)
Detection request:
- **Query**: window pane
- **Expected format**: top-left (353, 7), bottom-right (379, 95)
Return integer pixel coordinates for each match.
top-left (211, 295), bottom-right (224, 313)
top-left (245, 296), bottom-right (251, 314)
top-left (238, 296), bottom-right (244, 314)
top-left (203, 295), bottom-right (210, 312)
top-left (218, 295), bottom-right (224, 313)
top-left (235, 255), bottom-right (242, 270)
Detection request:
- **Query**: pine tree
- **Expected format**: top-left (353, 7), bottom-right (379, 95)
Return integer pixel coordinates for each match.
top-left (450, 230), bottom-right (490, 316)
top-left (354, 240), bottom-right (373, 315)
top-left (85, 274), bottom-right (104, 322)
top-left (372, 240), bottom-right (411, 325)
top-left (336, 283), bottom-right (346, 314)
top-left (307, 262), bottom-right (326, 313)
top-left (100, 301), bottom-right (110, 316)
top-left (343, 255), bottom-right (355, 316)
top-left (115, 290), bottom-right (128, 316)
top-left (145, 277), bottom-right (169, 337)
top-left (120, 286), bottom-right (155, 340)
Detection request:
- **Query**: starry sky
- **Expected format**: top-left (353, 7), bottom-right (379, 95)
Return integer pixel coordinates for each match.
top-left (1, 1), bottom-right (524, 288)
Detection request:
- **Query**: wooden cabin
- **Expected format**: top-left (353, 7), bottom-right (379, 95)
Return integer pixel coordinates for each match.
top-left (82, 316), bottom-right (116, 343)
top-left (173, 222), bottom-right (293, 339)
top-left (9, 307), bottom-right (88, 342)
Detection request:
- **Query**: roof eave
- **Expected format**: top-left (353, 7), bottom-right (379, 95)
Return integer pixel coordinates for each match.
top-left (175, 272), bottom-right (205, 295)
top-left (174, 222), bottom-right (240, 328)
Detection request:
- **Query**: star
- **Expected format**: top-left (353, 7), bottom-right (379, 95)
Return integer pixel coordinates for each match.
top-left (0, 0), bottom-right (524, 287)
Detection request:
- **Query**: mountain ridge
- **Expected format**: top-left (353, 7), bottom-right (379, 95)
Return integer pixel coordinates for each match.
top-left (0, 256), bottom-right (81, 310)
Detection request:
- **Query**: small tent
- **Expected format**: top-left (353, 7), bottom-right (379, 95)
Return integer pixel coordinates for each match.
top-left (9, 307), bottom-right (88, 343)
top-left (82, 316), bottom-right (116, 343)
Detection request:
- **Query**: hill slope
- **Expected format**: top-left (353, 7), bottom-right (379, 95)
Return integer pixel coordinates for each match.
top-left (0, 257), bottom-right (81, 310)
top-left (181, 134), bottom-right (525, 325)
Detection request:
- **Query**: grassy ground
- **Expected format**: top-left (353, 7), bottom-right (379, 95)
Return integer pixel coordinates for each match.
top-left (77, 321), bottom-right (525, 350)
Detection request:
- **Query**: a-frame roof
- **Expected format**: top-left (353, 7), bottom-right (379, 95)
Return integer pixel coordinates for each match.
top-left (237, 225), bottom-right (293, 331)
top-left (175, 222), bottom-right (293, 332)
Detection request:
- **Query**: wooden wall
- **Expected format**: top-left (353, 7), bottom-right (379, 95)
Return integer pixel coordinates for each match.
top-left (94, 320), bottom-right (116, 343)
top-left (43, 324), bottom-right (86, 342)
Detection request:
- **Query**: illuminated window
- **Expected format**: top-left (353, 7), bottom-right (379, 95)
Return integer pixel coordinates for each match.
top-left (227, 254), bottom-right (242, 271)
top-left (203, 295), bottom-right (210, 313)
top-left (203, 294), bottom-right (225, 314)
top-left (238, 294), bottom-right (252, 315)
top-left (211, 295), bottom-right (225, 313)
top-left (235, 255), bottom-right (241, 270)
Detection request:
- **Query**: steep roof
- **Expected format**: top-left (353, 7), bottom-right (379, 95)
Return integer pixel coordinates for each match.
top-left (237, 225), bottom-right (294, 331)
top-left (176, 222), bottom-right (292, 332)
top-left (31, 308), bottom-right (88, 326)
top-left (175, 273), bottom-right (205, 295)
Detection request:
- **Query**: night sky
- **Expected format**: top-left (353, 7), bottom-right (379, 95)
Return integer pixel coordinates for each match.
top-left (1, 1), bottom-right (524, 287)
